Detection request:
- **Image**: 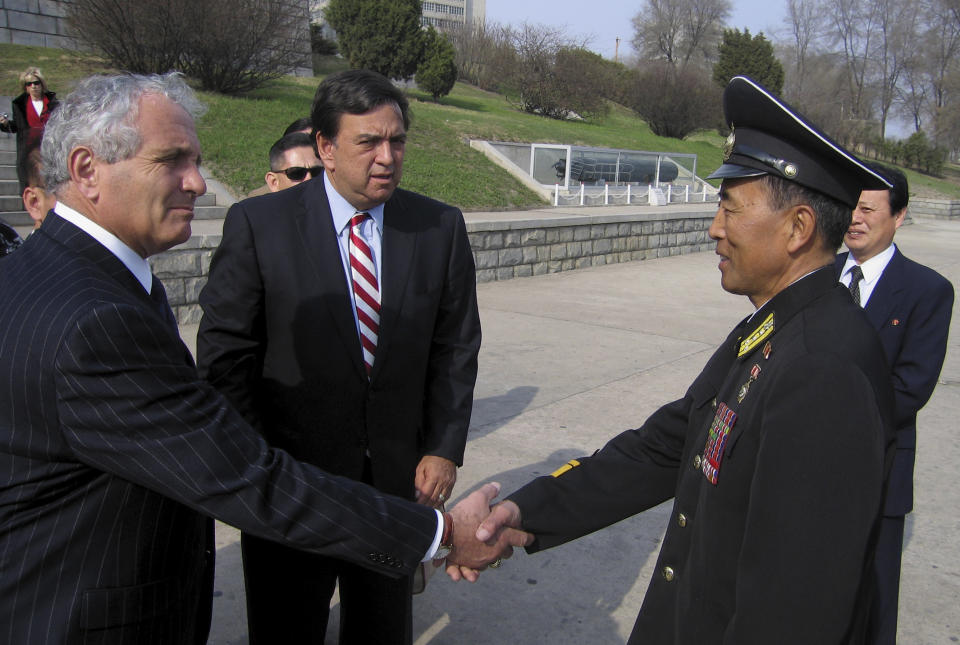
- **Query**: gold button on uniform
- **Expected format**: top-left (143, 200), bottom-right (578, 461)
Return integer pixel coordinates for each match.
top-left (693, 454), bottom-right (702, 469)
top-left (663, 566), bottom-right (675, 582)
top-left (677, 513), bottom-right (687, 528)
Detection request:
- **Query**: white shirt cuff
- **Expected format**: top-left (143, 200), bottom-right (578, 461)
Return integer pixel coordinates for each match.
top-left (421, 509), bottom-right (445, 562)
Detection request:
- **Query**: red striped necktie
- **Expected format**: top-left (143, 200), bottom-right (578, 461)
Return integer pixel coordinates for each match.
top-left (348, 212), bottom-right (380, 375)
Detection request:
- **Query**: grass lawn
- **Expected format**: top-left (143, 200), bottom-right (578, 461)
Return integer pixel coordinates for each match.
top-left (3, 42), bottom-right (958, 208)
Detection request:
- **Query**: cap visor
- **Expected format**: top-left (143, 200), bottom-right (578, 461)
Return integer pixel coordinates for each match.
top-left (706, 163), bottom-right (769, 180)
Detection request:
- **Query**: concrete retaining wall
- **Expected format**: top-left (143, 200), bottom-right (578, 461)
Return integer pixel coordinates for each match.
top-left (0, 0), bottom-right (78, 49)
top-left (467, 211), bottom-right (713, 283)
top-left (911, 197), bottom-right (960, 220)
top-left (152, 209), bottom-right (715, 325)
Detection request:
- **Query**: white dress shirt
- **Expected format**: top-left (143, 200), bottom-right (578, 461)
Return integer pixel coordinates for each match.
top-left (54, 202), bottom-right (154, 294)
top-left (321, 175), bottom-right (445, 561)
top-left (839, 243), bottom-right (896, 308)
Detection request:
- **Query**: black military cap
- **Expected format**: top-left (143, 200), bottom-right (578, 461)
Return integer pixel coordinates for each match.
top-left (708, 76), bottom-right (890, 208)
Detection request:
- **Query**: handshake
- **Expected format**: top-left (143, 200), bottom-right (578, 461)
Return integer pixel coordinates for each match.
top-left (440, 482), bottom-right (532, 582)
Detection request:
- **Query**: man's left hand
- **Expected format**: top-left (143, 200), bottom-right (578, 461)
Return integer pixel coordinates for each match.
top-left (415, 455), bottom-right (457, 507)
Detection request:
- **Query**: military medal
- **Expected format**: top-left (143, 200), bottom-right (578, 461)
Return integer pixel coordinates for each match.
top-left (737, 364), bottom-right (761, 403)
top-left (702, 402), bottom-right (737, 485)
top-left (762, 341), bottom-right (771, 360)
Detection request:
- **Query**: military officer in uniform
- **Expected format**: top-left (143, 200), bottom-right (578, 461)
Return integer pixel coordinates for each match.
top-left (467, 76), bottom-right (898, 644)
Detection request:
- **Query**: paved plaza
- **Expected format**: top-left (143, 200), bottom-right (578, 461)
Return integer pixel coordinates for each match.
top-left (188, 214), bottom-right (960, 645)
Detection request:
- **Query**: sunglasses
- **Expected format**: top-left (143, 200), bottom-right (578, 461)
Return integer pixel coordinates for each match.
top-left (281, 165), bottom-right (322, 181)
top-left (24, 80), bottom-right (42, 87)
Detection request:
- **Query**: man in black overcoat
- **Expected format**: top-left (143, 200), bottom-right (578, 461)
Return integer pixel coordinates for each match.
top-left (466, 76), bottom-right (899, 645)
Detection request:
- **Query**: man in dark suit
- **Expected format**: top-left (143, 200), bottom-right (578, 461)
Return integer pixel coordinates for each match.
top-left (465, 76), bottom-right (897, 644)
top-left (836, 163), bottom-right (954, 644)
top-left (0, 72), bottom-right (523, 645)
top-left (197, 69), bottom-right (481, 644)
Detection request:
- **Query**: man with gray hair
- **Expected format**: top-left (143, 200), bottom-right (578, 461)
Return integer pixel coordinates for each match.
top-left (0, 72), bottom-right (527, 644)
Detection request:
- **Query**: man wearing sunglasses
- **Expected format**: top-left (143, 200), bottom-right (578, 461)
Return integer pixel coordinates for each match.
top-left (265, 131), bottom-right (323, 192)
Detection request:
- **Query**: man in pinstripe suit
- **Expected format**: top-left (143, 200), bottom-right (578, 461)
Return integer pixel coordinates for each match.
top-left (0, 72), bottom-right (527, 644)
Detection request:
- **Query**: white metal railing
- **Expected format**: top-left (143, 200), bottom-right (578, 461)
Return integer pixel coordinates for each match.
top-left (553, 182), bottom-right (719, 207)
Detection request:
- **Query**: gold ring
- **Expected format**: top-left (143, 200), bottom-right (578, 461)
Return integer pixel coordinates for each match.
top-left (489, 558), bottom-right (502, 569)
top-left (438, 493), bottom-right (446, 503)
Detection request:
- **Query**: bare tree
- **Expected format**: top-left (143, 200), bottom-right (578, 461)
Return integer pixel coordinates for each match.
top-left (499, 23), bottom-right (588, 117)
top-left (182, 0), bottom-right (310, 94)
top-left (824, 0), bottom-right (879, 120)
top-left (925, 0), bottom-right (960, 112)
top-left (624, 61), bottom-right (720, 138)
top-left (68, 0), bottom-right (190, 74)
top-left (897, 53), bottom-right (929, 132)
top-left (69, 0), bottom-right (310, 94)
top-left (782, 0), bottom-right (823, 100)
top-left (442, 21), bottom-right (515, 91)
top-left (631, 0), bottom-right (731, 70)
top-left (873, 0), bottom-right (918, 139)
top-left (933, 68), bottom-right (960, 153)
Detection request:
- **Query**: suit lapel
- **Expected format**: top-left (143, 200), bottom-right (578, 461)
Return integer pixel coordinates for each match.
top-left (43, 213), bottom-right (154, 307)
top-left (43, 214), bottom-right (197, 365)
top-left (374, 192), bottom-right (417, 380)
top-left (864, 248), bottom-right (906, 331)
top-left (294, 180), bottom-right (367, 379)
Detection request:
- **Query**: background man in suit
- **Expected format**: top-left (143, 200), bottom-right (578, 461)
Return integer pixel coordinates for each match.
top-left (836, 164), bottom-right (954, 644)
top-left (0, 72), bottom-right (523, 644)
top-left (264, 131), bottom-right (322, 192)
top-left (197, 69), bottom-right (482, 644)
top-left (0, 219), bottom-right (21, 255)
top-left (20, 136), bottom-right (56, 227)
top-left (465, 76), bottom-right (897, 644)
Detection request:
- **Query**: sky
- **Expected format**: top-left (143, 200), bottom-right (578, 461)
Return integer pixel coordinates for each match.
top-left (484, 0), bottom-right (788, 60)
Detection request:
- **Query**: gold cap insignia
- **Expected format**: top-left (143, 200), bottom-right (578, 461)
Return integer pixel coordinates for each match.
top-left (784, 163), bottom-right (798, 178)
top-left (722, 128), bottom-right (736, 161)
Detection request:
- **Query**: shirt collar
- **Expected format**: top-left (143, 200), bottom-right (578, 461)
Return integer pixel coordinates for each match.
top-left (841, 243), bottom-right (896, 286)
top-left (323, 173), bottom-right (384, 236)
top-left (54, 201), bottom-right (154, 294)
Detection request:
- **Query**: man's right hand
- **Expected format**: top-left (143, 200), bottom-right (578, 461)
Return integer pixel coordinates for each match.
top-left (444, 482), bottom-right (531, 581)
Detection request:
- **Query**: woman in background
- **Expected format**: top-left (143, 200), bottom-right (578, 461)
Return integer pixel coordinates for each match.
top-left (0, 67), bottom-right (59, 191)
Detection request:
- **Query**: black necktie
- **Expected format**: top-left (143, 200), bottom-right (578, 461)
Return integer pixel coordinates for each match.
top-left (848, 265), bottom-right (864, 307)
top-left (150, 275), bottom-right (178, 329)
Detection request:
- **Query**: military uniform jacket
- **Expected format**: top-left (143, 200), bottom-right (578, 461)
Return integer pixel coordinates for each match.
top-left (510, 267), bottom-right (895, 645)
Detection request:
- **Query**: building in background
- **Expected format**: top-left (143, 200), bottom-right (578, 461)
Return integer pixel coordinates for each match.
top-left (311, 0), bottom-right (485, 32)
top-left (422, 0), bottom-right (485, 29)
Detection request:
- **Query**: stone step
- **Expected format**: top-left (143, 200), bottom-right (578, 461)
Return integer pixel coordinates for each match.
top-left (0, 166), bottom-right (16, 180)
top-left (0, 211), bottom-right (30, 227)
top-left (0, 195), bottom-right (23, 211)
top-left (0, 179), bottom-right (19, 195)
top-left (0, 151), bottom-right (15, 166)
top-left (196, 193), bottom-right (216, 206)
top-left (194, 205), bottom-right (227, 220)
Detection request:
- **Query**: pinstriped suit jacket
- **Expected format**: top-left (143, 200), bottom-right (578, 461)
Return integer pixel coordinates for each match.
top-left (0, 213), bottom-right (437, 644)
